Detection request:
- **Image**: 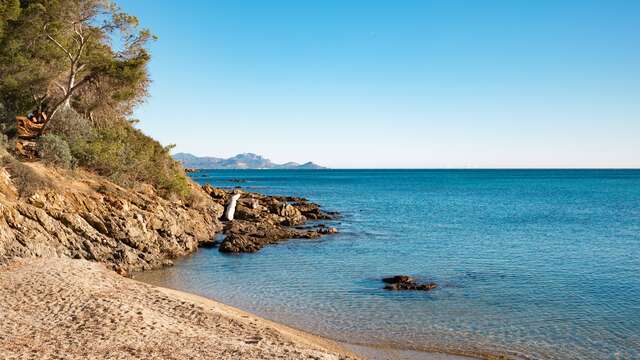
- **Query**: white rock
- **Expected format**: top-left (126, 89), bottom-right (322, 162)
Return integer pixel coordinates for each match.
top-left (225, 194), bottom-right (241, 221)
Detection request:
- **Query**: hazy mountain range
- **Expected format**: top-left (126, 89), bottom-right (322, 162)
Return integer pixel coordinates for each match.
top-left (173, 153), bottom-right (326, 170)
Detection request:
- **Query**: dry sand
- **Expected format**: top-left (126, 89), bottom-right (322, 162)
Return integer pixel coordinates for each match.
top-left (0, 257), bottom-right (360, 360)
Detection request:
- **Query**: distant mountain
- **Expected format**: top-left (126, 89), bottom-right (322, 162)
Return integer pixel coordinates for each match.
top-left (174, 153), bottom-right (326, 170)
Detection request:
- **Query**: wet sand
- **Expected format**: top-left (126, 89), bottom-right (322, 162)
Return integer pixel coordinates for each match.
top-left (343, 344), bottom-right (476, 360)
top-left (0, 257), bottom-right (479, 360)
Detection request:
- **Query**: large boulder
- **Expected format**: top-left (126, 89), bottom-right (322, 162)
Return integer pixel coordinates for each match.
top-left (219, 220), bottom-right (295, 253)
top-left (202, 184), bottom-right (228, 201)
top-left (276, 203), bottom-right (306, 226)
top-left (218, 233), bottom-right (260, 253)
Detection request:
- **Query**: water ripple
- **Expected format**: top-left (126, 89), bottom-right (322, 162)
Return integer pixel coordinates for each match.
top-left (137, 169), bottom-right (640, 360)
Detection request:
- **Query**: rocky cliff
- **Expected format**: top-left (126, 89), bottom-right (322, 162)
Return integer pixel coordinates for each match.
top-left (0, 162), bottom-right (224, 275)
top-left (0, 159), bottom-right (339, 275)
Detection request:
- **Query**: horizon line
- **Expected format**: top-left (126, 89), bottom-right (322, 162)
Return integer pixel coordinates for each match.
top-left (192, 167), bottom-right (640, 170)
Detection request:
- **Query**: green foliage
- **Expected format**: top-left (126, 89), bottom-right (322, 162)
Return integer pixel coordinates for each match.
top-left (0, 0), bottom-right (66, 117)
top-left (71, 122), bottom-right (190, 197)
top-left (0, 120), bottom-right (16, 140)
top-left (46, 107), bottom-right (92, 143)
top-left (0, 0), bottom-right (154, 121)
top-left (38, 133), bottom-right (74, 169)
top-left (0, 0), bottom-right (190, 199)
top-left (0, 128), bottom-right (7, 150)
top-left (0, 0), bottom-right (20, 40)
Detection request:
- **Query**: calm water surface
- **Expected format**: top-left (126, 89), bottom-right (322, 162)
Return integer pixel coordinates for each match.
top-left (137, 170), bottom-right (640, 359)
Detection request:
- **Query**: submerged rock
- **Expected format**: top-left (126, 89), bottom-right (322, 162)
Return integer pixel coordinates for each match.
top-left (382, 275), bottom-right (413, 284)
top-left (382, 275), bottom-right (437, 291)
top-left (318, 226), bottom-right (338, 234)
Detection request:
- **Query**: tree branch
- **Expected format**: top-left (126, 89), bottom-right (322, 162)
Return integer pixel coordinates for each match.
top-left (48, 72), bottom-right (97, 120)
top-left (43, 24), bottom-right (74, 61)
top-left (72, 23), bottom-right (85, 50)
top-left (68, 73), bottom-right (95, 94)
top-left (74, 38), bottom-right (87, 63)
top-left (46, 34), bottom-right (74, 61)
top-left (52, 81), bottom-right (67, 95)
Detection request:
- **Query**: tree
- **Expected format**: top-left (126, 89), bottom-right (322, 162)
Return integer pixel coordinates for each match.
top-left (0, 0), bottom-right (154, 124)
top-left (0, 1), bottom-right (57, 121)
top-left (0, 0), bottom-right (190, 199)
top-left (0, 0), bottom-right (19, 121)
top-left (0, 0), bottom-right (20, 40)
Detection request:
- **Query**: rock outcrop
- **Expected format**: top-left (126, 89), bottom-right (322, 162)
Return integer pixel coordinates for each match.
top-left (0, 162), bottom-right (339, 273)
top-left (0, 163), bottom-right (223, 275)
top-left (382, 275), bottom-right (438, 291)
top-left (202, 185), bottom-right (339, 253)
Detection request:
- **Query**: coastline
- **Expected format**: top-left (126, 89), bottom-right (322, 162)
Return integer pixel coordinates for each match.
top-left (156, 286), bottom-right (480, 360)
top-left (0, 257), bottom-right (360, 360)
top-left (0, 163), bottom-right (476, 359)
top-left (154, 288), bottom-right (360, 359)
top-left (0, 256), bottom-right (479, 360)
top-left (0, 167), bottom-right (504, 360)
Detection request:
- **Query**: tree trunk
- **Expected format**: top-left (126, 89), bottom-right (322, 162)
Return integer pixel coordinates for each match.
top-left (63, 68), bottom-right (76, 108)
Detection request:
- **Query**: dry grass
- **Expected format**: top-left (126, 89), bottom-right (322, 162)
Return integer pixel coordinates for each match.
top-left (0, 155), bottom-right (53, 197)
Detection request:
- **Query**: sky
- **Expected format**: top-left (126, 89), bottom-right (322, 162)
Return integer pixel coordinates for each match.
top-left (118, 0), bottom-right (639, 168)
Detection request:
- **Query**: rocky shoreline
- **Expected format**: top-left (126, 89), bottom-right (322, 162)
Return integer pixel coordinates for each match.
top-left (0, 162), bottom-right (340, 276)
top-left (0, 166), bottom-right (481, 360)
top-left (201, 184), bottom-right (339, 253)
top-left (0, 163), bottom-right (224, 276)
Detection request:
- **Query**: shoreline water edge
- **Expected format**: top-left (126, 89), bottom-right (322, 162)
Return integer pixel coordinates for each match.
top-left (135, 179), bottom-right (493, 360)
top-left (0, 257), bottom-right (477, 360)
top-left (0, 168), bottom-right (498, 359)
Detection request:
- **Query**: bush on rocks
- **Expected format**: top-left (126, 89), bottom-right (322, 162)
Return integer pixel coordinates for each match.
top-left (38, 134), bottom-right (75, 169)
top-left (71, 122), bottom-right (190, 198)
top-left (46, 108), bottom-right (93, 144)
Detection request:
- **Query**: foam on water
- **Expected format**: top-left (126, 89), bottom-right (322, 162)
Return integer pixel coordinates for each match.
top-left (137, 170), bottom-right (640, 359)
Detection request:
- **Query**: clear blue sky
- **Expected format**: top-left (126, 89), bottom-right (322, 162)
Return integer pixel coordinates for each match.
top-left (119, 0), bottom-right (639, 168)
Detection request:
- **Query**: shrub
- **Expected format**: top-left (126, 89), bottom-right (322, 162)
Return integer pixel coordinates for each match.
top-left (45, 107), bottom-right (93, 143)
top-left (0, 130), bottom-right (7, 151)
top-left (1, 154), bottom-right (53, 197)
top-left (0, 121), bottom-right (16, 143)
top-left (38, 134), bottom-right (75, 169)
top-left (71, 122), bottom-right (190, 198)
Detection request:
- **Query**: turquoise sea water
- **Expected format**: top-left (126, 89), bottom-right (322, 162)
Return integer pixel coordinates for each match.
top-left (137, 170), bottom-right (640, 359)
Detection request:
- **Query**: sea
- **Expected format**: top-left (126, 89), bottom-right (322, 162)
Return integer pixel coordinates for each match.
top-left (137, 169), bottom-right (640, 359)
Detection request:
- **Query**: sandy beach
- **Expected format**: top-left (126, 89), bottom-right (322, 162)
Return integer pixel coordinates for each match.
top-left (0, 257), bottom-right (360, 360)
